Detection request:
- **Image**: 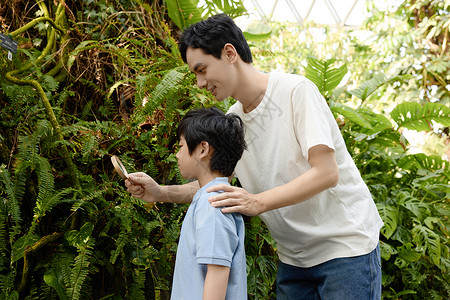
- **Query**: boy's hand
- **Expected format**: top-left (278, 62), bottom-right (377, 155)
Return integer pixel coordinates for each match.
top-left (207, 185), bottom-right (263, 216)
top-left (126, 172), bottom-right (163, 203)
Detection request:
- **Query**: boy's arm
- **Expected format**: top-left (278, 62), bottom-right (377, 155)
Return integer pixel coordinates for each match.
top-left (126, 172), bottom-right (199, 204)
top-left (203, 264), bottom-right (230, 300)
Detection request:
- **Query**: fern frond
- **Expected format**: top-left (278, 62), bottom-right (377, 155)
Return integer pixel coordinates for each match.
top-left (143, 67), bottom-right (187, 115)
top-left (67, 240), bottom-right (94, 300)
top-left (0, 165), bottom-right (22, 225)
top-left (129, 267), bottom-right (146, 300)
top-left (70, 190), bottom-right (104, 213)
top-left (110, 231), bottom-right (130, 264)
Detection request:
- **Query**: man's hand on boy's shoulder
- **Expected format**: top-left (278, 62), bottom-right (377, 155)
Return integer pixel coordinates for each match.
top-left (207, 184), bottom-right (262, 216)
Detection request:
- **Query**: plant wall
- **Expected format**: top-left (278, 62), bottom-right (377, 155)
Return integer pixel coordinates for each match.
top-left (0, 0), bottom-right (449, 299)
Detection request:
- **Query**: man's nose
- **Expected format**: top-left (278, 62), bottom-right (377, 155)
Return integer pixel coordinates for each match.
top-left (196, 76), bottom-right (207, 89)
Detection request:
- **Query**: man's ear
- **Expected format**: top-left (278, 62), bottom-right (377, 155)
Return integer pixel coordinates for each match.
top-left (223, 43), bottom-right (238, 63)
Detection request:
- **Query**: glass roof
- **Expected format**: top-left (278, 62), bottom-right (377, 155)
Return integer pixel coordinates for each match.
top-left (240, 0), bottom-right (369, 28)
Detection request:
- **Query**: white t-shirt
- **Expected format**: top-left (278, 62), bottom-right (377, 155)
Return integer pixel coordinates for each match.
top-left (228, 72), bottom-right (383, 268)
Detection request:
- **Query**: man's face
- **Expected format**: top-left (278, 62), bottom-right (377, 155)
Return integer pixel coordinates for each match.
top-left (186, 47), bottom-right (235, 101)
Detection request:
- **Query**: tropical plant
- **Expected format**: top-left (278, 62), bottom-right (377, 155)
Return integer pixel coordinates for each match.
top-left (1, 0), bottom-right (449, 299)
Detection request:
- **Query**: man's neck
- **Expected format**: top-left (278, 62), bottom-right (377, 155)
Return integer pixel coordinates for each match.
top-left (233, 65), bottom-right (269, 114)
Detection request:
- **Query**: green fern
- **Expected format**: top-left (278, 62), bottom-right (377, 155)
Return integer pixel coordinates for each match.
top-left (391, 102), bottom-right (450, 131)
top-left (67, 242), bottom-right (94, 300)
top-left (143, 67), bottom-right (188, 116)
top-left (129, 267), bottom-right (146, 300)
top-left (0, 166), bottom-right (22, 226)
top-left (64, 222), bottom-right (95, 300)
top-left (110, 231), bottom-right (130, 264)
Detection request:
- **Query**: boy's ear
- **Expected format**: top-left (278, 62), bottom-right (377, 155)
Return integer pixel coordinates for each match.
top-left (223, 43), bottom-right (238, 63)
top-left (198, 141), bottom-right (213, 159)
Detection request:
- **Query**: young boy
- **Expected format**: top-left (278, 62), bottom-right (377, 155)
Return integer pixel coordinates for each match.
top-left (170, 107), bottom-right (247, 300)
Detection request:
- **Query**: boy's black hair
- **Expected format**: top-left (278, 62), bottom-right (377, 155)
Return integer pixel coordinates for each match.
top-left (176, 107), bottom-right (246, 177)
top-left (179, 13), bottom-right (253, 64)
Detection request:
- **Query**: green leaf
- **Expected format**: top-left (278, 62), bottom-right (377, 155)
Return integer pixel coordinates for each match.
top-left (399, 153), bottom-right (449, 171)
top-left (380, 241), bottom-right (398, 261)
top-left (44, 269), bottom-right (68, 300)
top-left (348, 74), bottom-right (412, 101)
top-left (305, 56), bottom-right (347, 96)
top-left (67, 40), bottom-right (97, 71)
top-left (331, 103), bottom-right (373, 130)
top-left (166, 0), bottom-right (203, 30)
top-left (395, 243), bottom-right (421, 268)
top-left (65, 222), bottom-right (94, 247)
top-left (412, 224), bottom-right (441, 266)
top-left (243, 22), bottom-right (272, 41)
top-left (11, 233), bottom-right (40, 263)
top-left (376, 203), bottom-right (398, 239)
top-left (144, 67), bottom-right (187, 115)
top-left (390, 102), bottom-right (450, 131)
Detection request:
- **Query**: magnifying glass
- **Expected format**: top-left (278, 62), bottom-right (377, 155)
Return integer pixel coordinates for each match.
top-left (111, 155), bottom-right (135, 184)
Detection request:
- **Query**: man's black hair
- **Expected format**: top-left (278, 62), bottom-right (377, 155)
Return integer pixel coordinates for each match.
top-left (179, 13), bottom-right (253, 64)
top-left (176, 107), bottom-right (246, 177)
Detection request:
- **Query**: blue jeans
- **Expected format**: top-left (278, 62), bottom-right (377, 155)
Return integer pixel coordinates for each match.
top-left (276, 244), bottom-right (381, 300)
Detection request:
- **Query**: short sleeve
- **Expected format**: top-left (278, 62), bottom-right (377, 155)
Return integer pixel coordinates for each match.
top-left (194, 193), bottom-right (239, 267)
top-left (292, 79), bottom-right (336, 161)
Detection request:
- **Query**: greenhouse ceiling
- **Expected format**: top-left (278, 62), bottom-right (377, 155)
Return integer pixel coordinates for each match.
top-left (240, 0), bottom-right (371, 28)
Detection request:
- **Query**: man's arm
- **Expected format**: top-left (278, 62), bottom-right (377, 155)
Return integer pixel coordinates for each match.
top-left (203, 264), bottom-right (230, 300)
top-left (207, 145), bottom-right (338, 216)
top-left (126, 172), bottom-right (199, 204)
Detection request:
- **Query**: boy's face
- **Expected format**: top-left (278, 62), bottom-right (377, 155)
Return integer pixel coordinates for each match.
top-left (176, 136), bottom-right (200, 180)
top-left (186, 47), bottom-right (236, 101)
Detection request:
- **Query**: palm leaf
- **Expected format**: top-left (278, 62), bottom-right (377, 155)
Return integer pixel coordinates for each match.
top-left (331, 103), bottom-right (373, 130)
top-left (348, 73), bottom-right (412, 101)
top-left (390, 102), bottom-right (450, 131)
top-left (166, 0), bottom-right (203, 30)
top-left (305, 56), bottom-right (347, 96)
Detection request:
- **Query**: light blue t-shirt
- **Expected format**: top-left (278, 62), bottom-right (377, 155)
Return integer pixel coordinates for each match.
top-left (171, 177), bottom-right (247, 299)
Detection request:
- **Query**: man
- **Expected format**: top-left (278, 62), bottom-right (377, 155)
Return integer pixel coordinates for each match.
top-left (127, 13), bottom-right (383, 299)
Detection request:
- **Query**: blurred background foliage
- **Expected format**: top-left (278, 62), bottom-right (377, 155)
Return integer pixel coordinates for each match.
top-left (0, 0), bottom-right (448, 299)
